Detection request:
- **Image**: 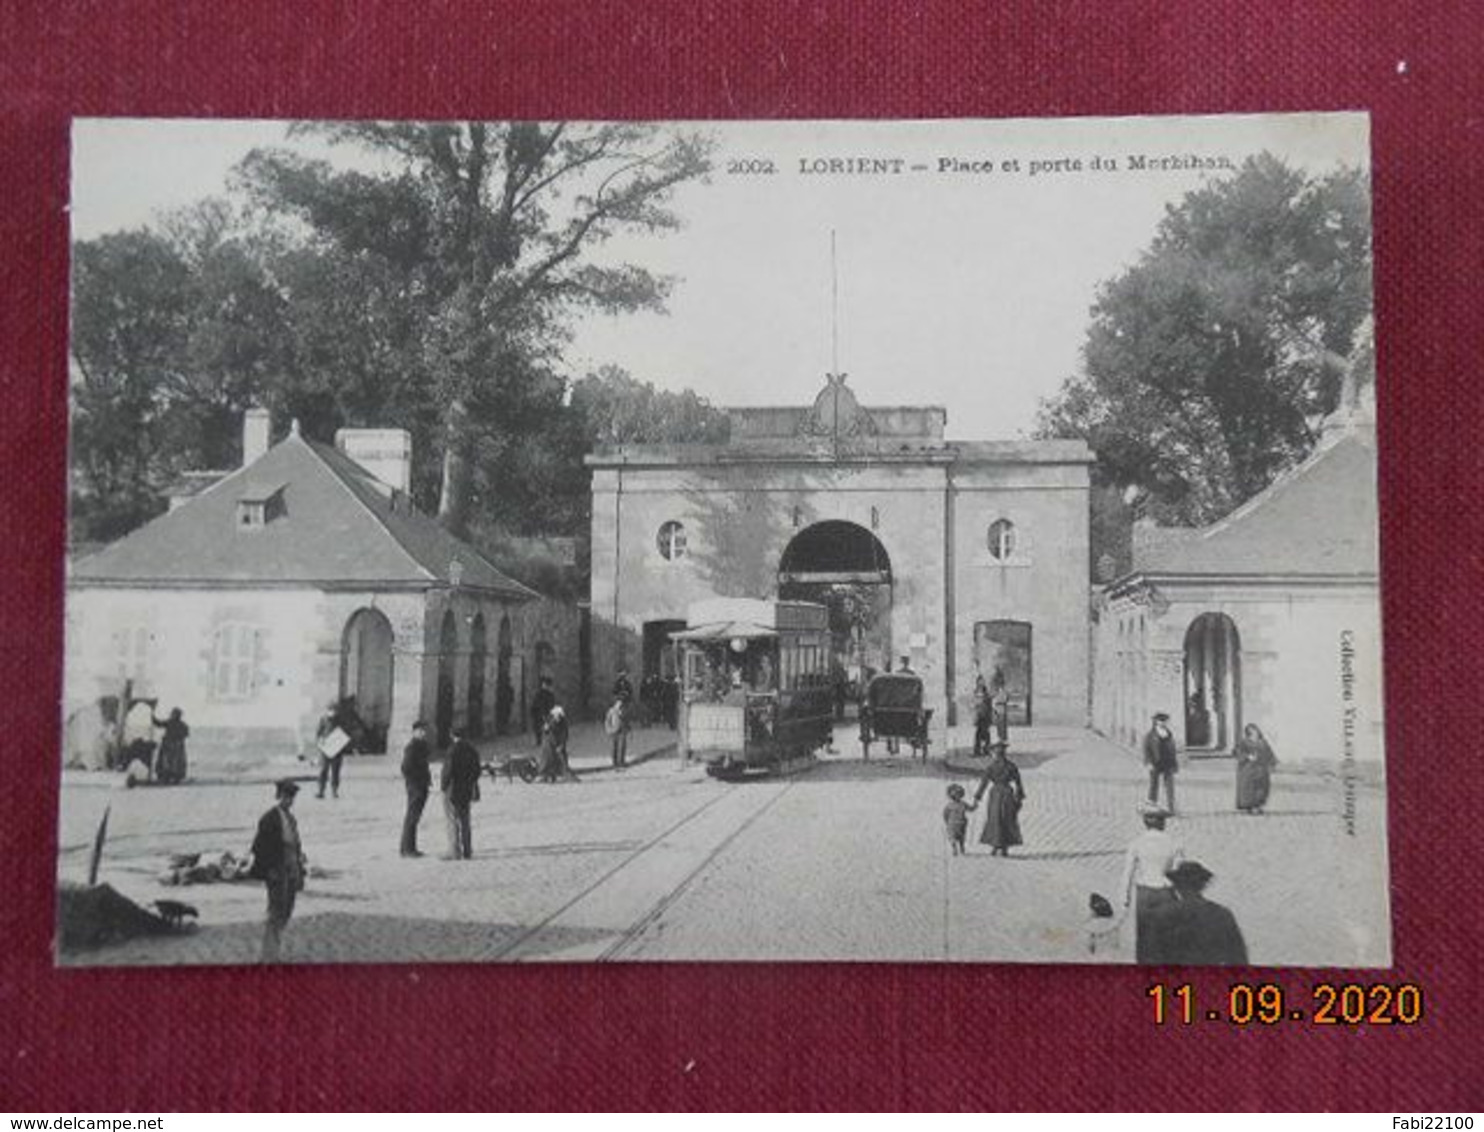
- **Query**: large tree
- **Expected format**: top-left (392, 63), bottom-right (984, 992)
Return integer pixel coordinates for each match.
top-left (236, 121), bottom-right (713, 535)
top-left (1037, 154), bottom-right (1372, 527)
top-left (69, 202), bottom-right (295, 541)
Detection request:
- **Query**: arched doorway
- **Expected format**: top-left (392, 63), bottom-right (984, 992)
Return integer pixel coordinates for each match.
top-left (1184, 613), bottom-right (1241, 751)
top-left (467, 613), bottom-right (487, 740)
top-left (435, 609), bottom-right (457, 747)
top-left (341, 608), bottom-right (394, 753)
top-left (495, 614), bottom-right (513, 735)
top-left (778, 520), bottom-right (893, 712)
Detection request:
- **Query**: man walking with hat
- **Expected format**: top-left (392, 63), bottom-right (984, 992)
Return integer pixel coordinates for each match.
top-left (1143, 711), bottom-right (1179, 815)
top-left (250, 778), bottom-right (306, 963)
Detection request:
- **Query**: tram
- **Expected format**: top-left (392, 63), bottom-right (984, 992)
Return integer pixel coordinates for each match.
top-left (673, 598), bottom-right (835, 779)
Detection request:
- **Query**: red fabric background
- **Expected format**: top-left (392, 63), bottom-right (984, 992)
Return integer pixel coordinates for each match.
top-left (2, 0), bottom-right (1481, 1111)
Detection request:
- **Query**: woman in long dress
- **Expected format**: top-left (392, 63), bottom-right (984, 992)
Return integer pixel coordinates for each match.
top-left (537, 717), bottom-right (563, 782)
top-left (1233, 723), bottom-right (1277, 813)
top-left (973, 742), bottom-right (1026, 856)
top-left (152, 707), bottom-right (190, 784)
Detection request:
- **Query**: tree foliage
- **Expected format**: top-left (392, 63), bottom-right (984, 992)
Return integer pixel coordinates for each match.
top-left (69, 203), bottom-right (295, 540)
top-left (1037, 154), bottom-right (1373, 528)
top-left (69, 121), bottom-right (724, 577)
top-left (570, 365), bottom-right (731, 448)
top-left (461, 365), bottom-right (732, 578)
top-left (236, 121), bottom-right (714, 535)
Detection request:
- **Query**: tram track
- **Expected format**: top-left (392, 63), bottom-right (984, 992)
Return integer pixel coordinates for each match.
top-left (493, 777), bottom-right (786, 962)
top-left (598, 777), bottom-right (797, 960)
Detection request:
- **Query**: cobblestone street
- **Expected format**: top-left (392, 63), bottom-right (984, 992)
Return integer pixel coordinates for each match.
top-left (57, 722), bottom-right (1390, 967)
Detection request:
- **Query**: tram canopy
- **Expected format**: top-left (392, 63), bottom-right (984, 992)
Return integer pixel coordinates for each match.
top-left (670, 621), bottom-right (777, 642)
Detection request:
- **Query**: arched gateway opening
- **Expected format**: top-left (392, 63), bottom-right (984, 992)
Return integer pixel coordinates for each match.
top-left (341, 608), bottom-right (394, 753)
top-left (495, 614), bottom-right (513, 735)
top-left (467, 613), bottom-right (487, 740)
top-left (778, 520), bottom-right (893, 714)
top-left (1184, 612), bottom-right (1241, 751)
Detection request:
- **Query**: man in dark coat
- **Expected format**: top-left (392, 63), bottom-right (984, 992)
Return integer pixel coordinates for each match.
top-left (1146, 861), bottom-right (1249, 965)
top-left (612, 669), bottom-right (634, 706)
top-left (972, 676), bottom-right (993, 757)
top-left (399, 720), bottom-right (432, 857)
top-left (989, 666), bottom-right (1010, 743)
top-left (1143, 711), bottom-right (1179, 815)
top-left (530, 677), bottom-right (556, 744)
top-left (249, 778), bottom-right (305, 963)
top-left (439, 725), bottom-right (482, 860)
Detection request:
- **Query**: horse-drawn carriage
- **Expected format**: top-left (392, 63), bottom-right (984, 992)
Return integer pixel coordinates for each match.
top-left (859, 672), bottom-right (932, 760)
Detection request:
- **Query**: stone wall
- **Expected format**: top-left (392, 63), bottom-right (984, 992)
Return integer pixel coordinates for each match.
top-left (949, 463), bottom-right (1090, 727)
top-left (591, 454), bottom-right (1090, 728)
top-left (418, 589), bottom-right (584, 743)
top-left (1092, 579), bottom-right (1385, 766)
top-left (64, 584), bottom-right (424, 767)
top-left (514, 596), bottom-right (584, 722)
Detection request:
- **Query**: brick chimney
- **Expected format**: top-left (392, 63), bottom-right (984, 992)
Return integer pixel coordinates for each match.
top-left (242, 407), bottom-right (271, 467)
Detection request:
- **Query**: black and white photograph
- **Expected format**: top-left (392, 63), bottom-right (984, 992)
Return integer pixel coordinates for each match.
top-left (58, 112), bottom-right (1387, 967)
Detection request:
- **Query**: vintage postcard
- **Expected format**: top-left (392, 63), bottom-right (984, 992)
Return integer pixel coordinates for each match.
top-left (59, 113), bottom-right (1387, 966)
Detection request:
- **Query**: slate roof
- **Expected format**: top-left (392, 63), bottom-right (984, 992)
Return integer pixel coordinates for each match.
top-left (72, 432), bottom-right (536, 598)
top-left (1127, 425), bottom-right (1378, 580)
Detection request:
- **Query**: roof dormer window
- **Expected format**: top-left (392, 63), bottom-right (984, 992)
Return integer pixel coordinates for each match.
top-left (236, 485), bottom-right (285, 530)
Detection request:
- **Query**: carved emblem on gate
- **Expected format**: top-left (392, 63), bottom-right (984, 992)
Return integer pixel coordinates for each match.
top-left (798, 374), bottom-right (878, 441)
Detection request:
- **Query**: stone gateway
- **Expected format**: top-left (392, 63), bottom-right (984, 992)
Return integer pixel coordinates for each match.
top-left (587, 377), bottom-right (1094, 729)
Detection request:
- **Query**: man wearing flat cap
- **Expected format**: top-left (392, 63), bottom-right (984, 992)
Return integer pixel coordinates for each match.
top-left (1146, 860), bottom-right (1249, 965)
top-left (1142, 711), bottom-right (1179, 815)
top-left (400, 720), bottom-right (432, 858)
top-left (249, 778), bottom-right (307, 962)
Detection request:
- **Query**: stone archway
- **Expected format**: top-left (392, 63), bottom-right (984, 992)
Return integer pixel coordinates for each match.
top-left (778, 520), bottom-right (893, 708)
top-left (341, 608), bottom-right (394, 753)
top-left (495, 613), bottom-right (514, 735)
top-left (467, 612), bottom-right (488, 739)
top-left (1184, 612), bottom-right (1241, 751)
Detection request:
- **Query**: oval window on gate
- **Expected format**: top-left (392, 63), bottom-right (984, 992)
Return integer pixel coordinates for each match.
top-left (987, 519), bottom-right (1016, 560)
top-left (657, 520), bottom-right (687, 561)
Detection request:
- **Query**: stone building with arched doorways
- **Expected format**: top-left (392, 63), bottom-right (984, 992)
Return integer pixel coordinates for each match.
top-left (1091, 398), bottom-right (1383, 770)
top-left (586, 376), bottom-right (1094, 728)
top-left (64, 412), bottom-right (545, 767)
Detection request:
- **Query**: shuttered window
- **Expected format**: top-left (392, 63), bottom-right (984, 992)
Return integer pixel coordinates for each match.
top-left (210, 623), bottom-right (260, 700)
